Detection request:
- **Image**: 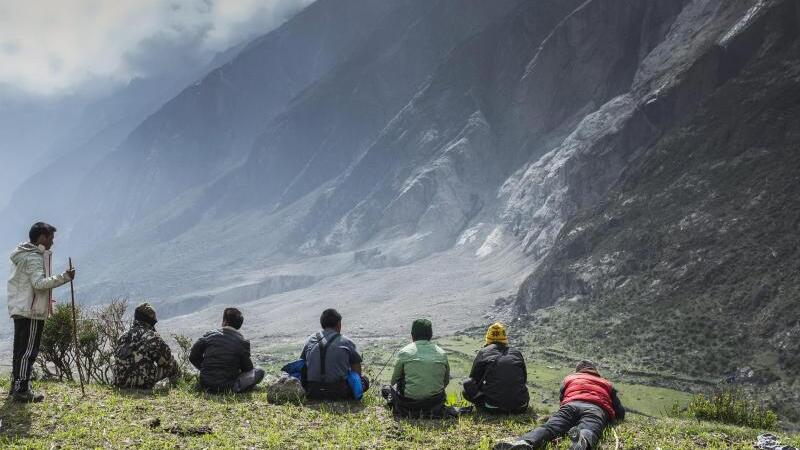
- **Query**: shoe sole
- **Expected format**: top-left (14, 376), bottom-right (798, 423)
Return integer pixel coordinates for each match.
top-left (493, 443), bottom-right (533, 450)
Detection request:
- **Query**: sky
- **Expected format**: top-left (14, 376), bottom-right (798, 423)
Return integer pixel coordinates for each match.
top-left (0, 0), bottom-right (314, 208)
top-left (0, 0), bottom-right (314, 97)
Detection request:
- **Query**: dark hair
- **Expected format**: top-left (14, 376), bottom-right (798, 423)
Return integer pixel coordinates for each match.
top-left (411, 319), bottom-right (433, 341)
top-left (29, 222), bottom-right (57, 243)
top-left (575, 360), bottom-right (599, 375)
top-left (320, 308), bottom-right (342, 329)
top-left (223, 307), bottom-right (244, 329)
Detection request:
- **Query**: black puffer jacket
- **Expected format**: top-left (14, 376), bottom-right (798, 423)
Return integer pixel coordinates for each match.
top-left (470, 343), bottom-right (529, 412)
top-left (189, 327), bottom-right (253, 391)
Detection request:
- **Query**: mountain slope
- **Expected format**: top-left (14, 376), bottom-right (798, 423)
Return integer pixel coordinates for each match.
top-left (66, 0), bottom-right (397, 246)
top-left (512, 0), bottom-right (800, 421)
top-left (159, 0), bottom-right (525, 240)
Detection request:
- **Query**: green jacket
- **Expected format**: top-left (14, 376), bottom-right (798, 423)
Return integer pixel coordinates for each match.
top-left (390, 340), bottom-right (450, 400)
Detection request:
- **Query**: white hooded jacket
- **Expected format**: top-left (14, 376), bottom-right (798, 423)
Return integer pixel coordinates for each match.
top-left (7, 242), bottom-right (72, 320)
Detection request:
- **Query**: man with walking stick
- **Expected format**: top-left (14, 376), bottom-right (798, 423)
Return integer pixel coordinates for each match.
top-left (7, 222), bottom-right (75, 402)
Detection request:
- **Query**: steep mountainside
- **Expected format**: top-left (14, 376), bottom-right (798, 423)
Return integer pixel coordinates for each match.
top-left (64, 0), bottom-right (397, 247)
top-left (512, 0), bottom-right (800, 421)
top-left (158, 0), bottom-right (524, 240)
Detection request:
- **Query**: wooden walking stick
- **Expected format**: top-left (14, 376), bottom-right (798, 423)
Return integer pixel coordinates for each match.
top-left (68, 257), bottom-right (86, 396)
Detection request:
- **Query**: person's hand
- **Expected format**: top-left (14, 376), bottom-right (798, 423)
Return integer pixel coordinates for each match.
top-left (66, 268), bottom-right (76, 281)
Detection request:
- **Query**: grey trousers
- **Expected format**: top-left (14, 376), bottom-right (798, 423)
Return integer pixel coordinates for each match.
top-left (233, 368), bottom-right (266, 393)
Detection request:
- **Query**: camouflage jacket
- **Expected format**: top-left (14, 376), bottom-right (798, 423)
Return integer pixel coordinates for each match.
top-left (112, 320), bottom-right (179, 388)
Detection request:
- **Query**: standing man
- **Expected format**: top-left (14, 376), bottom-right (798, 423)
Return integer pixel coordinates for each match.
top-left (7, 222), bottom-right (75, 402)
top-left (189, 307), bottom-right (265, 393)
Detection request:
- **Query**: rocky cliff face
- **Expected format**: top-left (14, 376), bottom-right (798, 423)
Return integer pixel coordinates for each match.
top-left (512, 0), bottom-right (800, 421)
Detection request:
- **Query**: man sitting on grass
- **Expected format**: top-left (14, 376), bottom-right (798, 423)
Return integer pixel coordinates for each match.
top-left (113, 303), bottom-right (181, 389)
top-left (381, 319), bottom-right (451, 418)
top-left (300, 308), bottom-right (369, 400)
top-left (462, 322), bottom-right (529, 413)
top-left (189, 307), bottom-right (265, 393)
top-left (494, 360), bottom-right (625, 450)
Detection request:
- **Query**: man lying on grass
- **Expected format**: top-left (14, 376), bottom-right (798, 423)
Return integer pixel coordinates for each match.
top-left (494, 360), bottom-right (625, 450)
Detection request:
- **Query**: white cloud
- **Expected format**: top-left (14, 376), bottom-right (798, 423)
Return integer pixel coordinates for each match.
top-left (0, 0), bottom-right (313, 96)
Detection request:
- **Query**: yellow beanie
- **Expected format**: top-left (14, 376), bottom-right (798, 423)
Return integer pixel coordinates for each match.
top-left (485, 322), bottom-right (509, 346)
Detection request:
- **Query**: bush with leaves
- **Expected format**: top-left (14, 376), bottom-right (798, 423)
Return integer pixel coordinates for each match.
top-left (37, 298), bottom-right (189, 385)
top-left (172, 333), bottom-right (197, 383)
top-left (38, 304), bottom-right (79, 381)
top-left (80, 298), bottom-right (128, 384)
top-left (672, 388), bottom-right (779, 430)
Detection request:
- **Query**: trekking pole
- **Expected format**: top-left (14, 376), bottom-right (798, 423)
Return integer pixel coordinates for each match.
top-left (68, 257), bottom-right (86, 396)
top-left (374, 345), bottom-right (401, 383)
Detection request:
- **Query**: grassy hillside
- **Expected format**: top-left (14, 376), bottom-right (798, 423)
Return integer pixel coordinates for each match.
top-left (0, 380), bottom-right (796, 449)
top-left (1, 333), bottom-right (796, 448)
top-left (252, 334), bottom-right (694, 417)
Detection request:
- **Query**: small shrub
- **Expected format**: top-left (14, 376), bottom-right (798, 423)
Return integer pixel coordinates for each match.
top-left (84, 298), bottom-right (129, 383)
top-left (679, 389), bottom-right (778, 429)
top-left (38, 298), bottom-right (187, 385)
top-left (172, 333), bottom-right (197, 383)
top-left (39, 302), bottom-right (121, 383)
top-left (38, 304), bottom-right (78, 380)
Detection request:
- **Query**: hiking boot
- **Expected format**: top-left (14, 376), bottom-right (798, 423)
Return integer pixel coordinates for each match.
top-left (493, 438), bottom-right (534, 450)
top-left (13, 389), bottom-right (44, 403)
top-left (568, 427), bottom-right (592, 450)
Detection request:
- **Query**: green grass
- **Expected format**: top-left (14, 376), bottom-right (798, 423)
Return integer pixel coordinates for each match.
top-left (5, 332), bottom-right (791, 448)
top-left (0, 380), bottom-right (796, 449)
top-left (680, 389), bottom-right (779, 430)
top-left (432, 335), bottom-right (693, 417)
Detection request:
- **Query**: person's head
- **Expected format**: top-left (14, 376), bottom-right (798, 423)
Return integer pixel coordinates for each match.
top-left (411, 319), bottom-right (433, 342)
top-left (575, 360), bottom-right (600, 377)
top-left (320, 308), bottom-right (342, 332)
top-left (134, 303), bottom-right (158, 327)
top-left (484, 322), bottom-right (509, 346)
top-left (29, 222), bottom-right (57, 250)
top-left (222, 307), bottom-right (244, 329)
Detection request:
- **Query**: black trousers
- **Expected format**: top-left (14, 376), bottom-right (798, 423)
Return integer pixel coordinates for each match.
top-left (12, 317), bottom-right (45, 389)
top-left (520, 401), bottom-right (608, 448)
top-left (306, 375), bottom-right (370, 400)
top-left (201, 368), bottom-right (266, 394)
top-left (381, 382), bottom-right (448, 418)
top-left (462, 378), bottom-right (528, 414)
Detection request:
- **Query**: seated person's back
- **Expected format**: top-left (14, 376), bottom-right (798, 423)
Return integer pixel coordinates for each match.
top-left (391, 319), bottom-right (449, 401)
top-left (303, 331), bottom-right (359, 383)
top-left (113, 303), bottom-right (180, 388)
top-left (394, 339), bottom-right (449, 400)
top-left (301, 308), bottom-right (365, 399)
top-left (465, 323), bottom-right (529, 412)
top-left (190, 308), bottom-right (264, 393)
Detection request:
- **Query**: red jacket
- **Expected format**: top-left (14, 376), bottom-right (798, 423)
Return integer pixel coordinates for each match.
top-left (561, 372), bottom-right (618, 420)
